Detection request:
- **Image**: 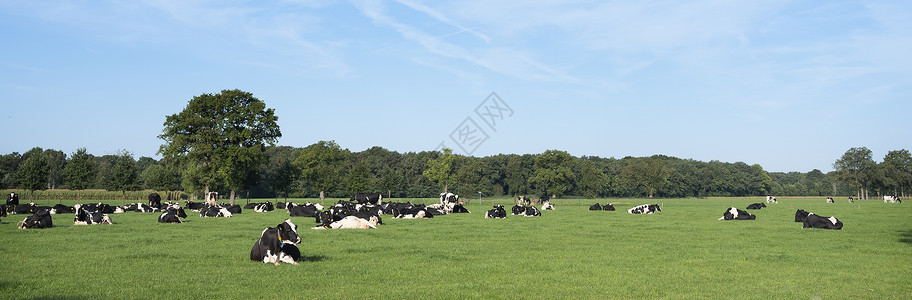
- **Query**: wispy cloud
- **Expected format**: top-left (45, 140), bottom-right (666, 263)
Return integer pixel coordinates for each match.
top-left (351, 0), bottom-right (578, 82)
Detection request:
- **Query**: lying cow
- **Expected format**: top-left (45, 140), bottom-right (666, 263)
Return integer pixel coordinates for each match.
top-left (394, 207), bottom-right (432, 219)
top-left (18, 210), bottom-right (53, 229)
top-left (541, 202), bottom-right (554, 210)
top-left (254, 202), bottom-right (275, 212)
top-left (148, 193), bottom-right (162, 208)
top-left (485, 205), bottom-right (507, 219)
top-left (794, 209), bottom-right (810, 222)
top-left (50, 204), bottom-right (75, 214)
top-left (289, 204), bottom-right (320, 217)
top-left (351, 193), bottom-right (383, 205)
top-left (451, 204), bottom-right (471, 213)
top-left (718, 207), bottom-right (756, 220)
top-left (159, 206), bottom-right (188, 223)
top-left (199, 205), bottom-right (232, 217)
top-left (517, 196), bottom-right (531, 206)
top-left (250, 219), bottom-right (303, 265)
top-left (520, 206), bottom-right (541, 217)
top-left (589, 203), bottom-right (602, 211)
top-left (803, 214), bottom-right (843, 230)
top-left (628, 204), bottom-right (661, 214)
top-left (74, 204), bottom-right (113, 225)
top-left (440, 192), bottom-right (459, 205)
top-left (313, 215), bottom-right (379, 229)
top-left (826, 197), bottom-right (834, 203)
top-left (746, 203), bottom-right (766, 210)
top-left (766, 196), bottom-right (777, 204)
top-left (511, 205), bottom-right (525, 215)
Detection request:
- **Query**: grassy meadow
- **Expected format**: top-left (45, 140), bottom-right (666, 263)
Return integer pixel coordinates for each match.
top-left (1, 197), bottom-right (910, 299)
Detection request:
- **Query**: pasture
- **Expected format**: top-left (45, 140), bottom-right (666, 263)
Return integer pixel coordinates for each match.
top-left (1, 197), bottom-right (910, 299)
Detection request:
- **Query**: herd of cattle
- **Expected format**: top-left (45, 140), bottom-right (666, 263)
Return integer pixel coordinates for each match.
top-left (3, 191), bottom-right (904, 265)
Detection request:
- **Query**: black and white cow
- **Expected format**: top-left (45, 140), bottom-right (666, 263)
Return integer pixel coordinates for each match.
top-left (223, 204), bottom-right (242, 214)
top-left (511, 205), bottom-right (525, 215)
top-left (603, 203), bottom-right (616, 211)
top-left (313, 215), bottom-right (379, 229)
top-left (803, 214), bottom-right (843, 230)
top-left (766, 196), bottom-right (778, 204)
top-left (848, 197), bottom-right (854, 203)
top-left (351, 193), bottom-right (383, 205)
top-left (205, 192), bottom-right (218, 206)
top-left (884, 195), bottom-right (901, 203)
top-left (50, 204), bottom-right (75, 214)
top-left (718, 207), bottom-right (756, 220)
top-left (485, 205), bottom-right (507, 219)
top-left (13, 203), bottom-right (38, 215)
top-left (520, 206), bottom-right (541, 217)
top-left (451, 204), bottom-right (471, 213)
top-left (627, 204), bottom-right (661, 214)
top-left (148, 193), bottom-right (162, 208)
top-left (826, 197), bottom-right (834, 203)
top-left (199, 204), bottom-right (232, 217)
top-left (394, 207), bottom-right (432, 219)
top-left (589, 203), bottom-right (602, 211)
top-left (18, 210), bottom-right (53, 229)
top-left (517, 196), bottom-right (531, 206)
top-left (185, 201), bottom-right (206, 211)
top-left (250, 219), bottom-right (302, 265)
top-left (794, 209), bottom-right (810, 222)
top-left (7, 193), bottom-right (19, 206)
top-left (746, 203), bottom-right (766, 210)
top-left (440, 192), bottom-right (459, 204)
top-left (74, 204), bottom-right (113, 225)
top-left (289, 204), bottom-right (320, 217)
top-left (539, 196), bottom-right (550, 206)
top-left (254, 202), bottom-right (275, 212)
top-left (541, 202), bottom-right (554, 210)
top-left (158, 206), bottom-right (187, 223)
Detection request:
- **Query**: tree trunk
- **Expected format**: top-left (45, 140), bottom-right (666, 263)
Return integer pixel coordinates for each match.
top-left (230, 190), bottom-right (236, 206)
top-left (444, 180), bottom-right (448, 194)
top-left (320, 191), bottom-right (325, 206)
top-left (122, 191), bottom-right (126, 206)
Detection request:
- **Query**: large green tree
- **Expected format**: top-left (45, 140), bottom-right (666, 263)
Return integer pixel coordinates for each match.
top-left (833, 147), bottom-right (876, 199)
top-left (44, 149), bottom-right (66, 189)
top-left (18, 152), bottom-right (49, 200)
top-left (576, 159), bottom-right (608, 198)
top-left (423, 148), bottom-right (455, 193)
top-left (159, 89), bottom-right (281, 204)
top-left (528, 150), bottom-right (575, 197)
top-left (108, 150), bottom-right (138, 205)
top-left (619, 157), bottom-right (669, 198)
top-left (881, 149), bottom-right (912, 197)
top-left (63, 148), bottom-right (97, 202)
top-left (294, 140), bottom-right (349, 197)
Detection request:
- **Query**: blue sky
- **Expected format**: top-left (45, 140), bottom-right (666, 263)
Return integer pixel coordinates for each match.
top-left (1, 0), bottom-right (909, 172)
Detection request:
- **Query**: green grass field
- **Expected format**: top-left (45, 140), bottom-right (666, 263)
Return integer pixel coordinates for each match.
top-left (1, 197), bottom-right (910, 299)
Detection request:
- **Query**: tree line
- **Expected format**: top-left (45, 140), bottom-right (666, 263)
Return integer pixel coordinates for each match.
top-left (2, 143), bottom-right (908, 200)
top-left (3, 90), bottom-right (908, 201)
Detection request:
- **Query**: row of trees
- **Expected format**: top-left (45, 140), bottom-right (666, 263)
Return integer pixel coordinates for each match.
top-left (3, 90), bottom-right (908, 200)
top-left (3, 143), bottom-right (908, 200)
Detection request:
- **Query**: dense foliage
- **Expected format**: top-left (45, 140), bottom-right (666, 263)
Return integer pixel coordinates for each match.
top-left (1, 144), bottom-right (909, 199)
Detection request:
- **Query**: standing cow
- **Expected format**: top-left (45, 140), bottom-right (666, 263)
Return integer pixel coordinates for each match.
top-left (766, 196), bottom-right (778, 204)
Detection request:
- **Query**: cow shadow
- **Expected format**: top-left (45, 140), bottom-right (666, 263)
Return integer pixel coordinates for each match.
top-left (301, 255), bottom-right (328, 262)
top-left (899, 229), bottom-right (912, 245)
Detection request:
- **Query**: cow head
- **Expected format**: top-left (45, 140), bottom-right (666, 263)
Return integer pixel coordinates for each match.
top-left (650, 204), bottom-right (661, 212)
top-left (315, 211), bottom-right (332, 228)
top-left (277, 219), bottom-right (301, 244)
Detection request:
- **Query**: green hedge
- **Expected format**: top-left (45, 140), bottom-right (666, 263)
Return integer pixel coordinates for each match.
top-left (1, 189), bottom-right (188, 201)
